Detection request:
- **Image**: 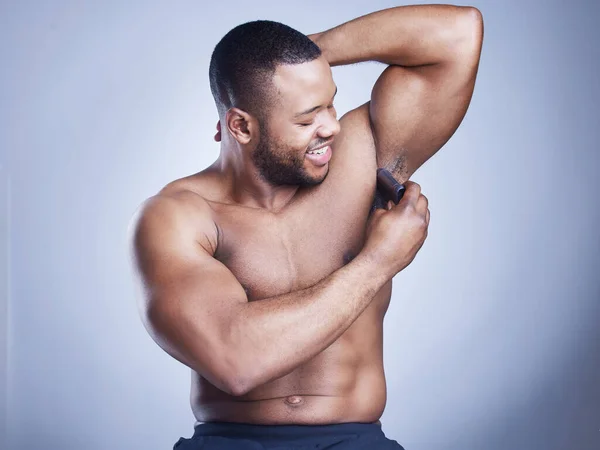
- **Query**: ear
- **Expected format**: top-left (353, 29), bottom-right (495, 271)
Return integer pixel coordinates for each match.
top-left (214, 121), bottom-right (222, 142)
top-left (225, 108), bottom-right (257, 145)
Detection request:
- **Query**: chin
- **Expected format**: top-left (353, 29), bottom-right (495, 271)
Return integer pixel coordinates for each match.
top-left (303, 166), bottom-right (329, 186)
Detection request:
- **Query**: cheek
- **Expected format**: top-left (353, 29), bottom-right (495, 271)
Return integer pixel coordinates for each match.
top-left (284, 128), bottom-right (313, 152)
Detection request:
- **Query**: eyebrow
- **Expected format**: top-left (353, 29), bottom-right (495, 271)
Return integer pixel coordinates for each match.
top-left (294, 86), bottom-right (338, 118)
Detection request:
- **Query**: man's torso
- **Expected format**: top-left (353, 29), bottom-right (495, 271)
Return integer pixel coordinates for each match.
top-left (162, 105), bottom-right (394, 425)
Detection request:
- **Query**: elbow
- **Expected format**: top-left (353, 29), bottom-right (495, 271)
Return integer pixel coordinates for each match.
top-left (203, 361), bottom-right (249, 397)
top-left (219, 310), bottom-right (262, 397)
top-left (226, 378), bottom-right (252, 397)
top-left (218, 336), bottom-right (258, 397)
top-left (458, 6), bottom-right (484, 46)
top-left (462, 5), bottom-right (483, 22)
top-left (222, 359), bottom-right (256, 397)
top-left (182, 347), bottom-right (255, 397)
top-left (221, 358), bottom-right (251, 396)
top-left (443, 6), bottom-right (483, 62)
top-left (143, 302), bottom-right (254, 397)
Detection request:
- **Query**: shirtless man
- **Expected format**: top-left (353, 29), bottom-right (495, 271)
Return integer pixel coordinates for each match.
top-left (129, 4), bottom-right (483, 449)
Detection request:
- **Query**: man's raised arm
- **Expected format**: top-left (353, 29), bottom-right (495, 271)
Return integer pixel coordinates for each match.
top-left (309, 4), bottom-right (484, 182)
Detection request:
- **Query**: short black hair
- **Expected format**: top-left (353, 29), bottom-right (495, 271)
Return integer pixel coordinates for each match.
top-left (209, 20), bottom-right (322, 120)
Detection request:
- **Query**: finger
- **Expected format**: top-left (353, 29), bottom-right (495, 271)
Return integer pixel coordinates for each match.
top-left (368, 207), bottom-right (386, 224)
top-left (417, 194), bottom-right (428, 213)
top-left (425, 208), bottom-right (430, 224)
top-left (403, 180), bottom-right (421, 194)
top-left (399, 182), bottom-right (421, 205)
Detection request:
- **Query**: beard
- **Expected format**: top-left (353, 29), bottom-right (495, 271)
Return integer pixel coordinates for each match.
top-left (252, 122), bottom-right (329, 187)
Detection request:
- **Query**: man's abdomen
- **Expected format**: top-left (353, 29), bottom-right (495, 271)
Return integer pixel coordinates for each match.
top-left (192, 364), bottom-right (387, 425)
top-left (190, 289), bottom-right (390, 425)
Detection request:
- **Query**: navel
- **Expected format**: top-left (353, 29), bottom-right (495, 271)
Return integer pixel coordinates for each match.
top-left (284, 395), bottom-right (304, 406)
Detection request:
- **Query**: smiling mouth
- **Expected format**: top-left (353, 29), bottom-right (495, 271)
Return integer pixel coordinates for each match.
top-left (306, 141), bottom-right (333, 154)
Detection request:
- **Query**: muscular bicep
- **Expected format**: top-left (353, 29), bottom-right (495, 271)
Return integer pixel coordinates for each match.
top-left (129, 194), bottom-right (246, 394)
top-left (370, 15), bottom-right (483, 182)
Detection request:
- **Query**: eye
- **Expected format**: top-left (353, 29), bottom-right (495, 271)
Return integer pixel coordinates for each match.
top-left (298, 122), bottom-right (313, 127)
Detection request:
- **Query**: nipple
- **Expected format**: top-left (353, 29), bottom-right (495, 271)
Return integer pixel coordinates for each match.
top-left (284, 395), bottom-right (303, 405)
top-left (343, 251), bottom-right (356, 265)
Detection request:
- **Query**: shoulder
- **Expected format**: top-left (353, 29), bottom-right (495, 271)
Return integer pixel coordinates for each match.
top-left (337, 102), bottom-right (375, 151)
top-left (128, 182), bottom-right (219, 258)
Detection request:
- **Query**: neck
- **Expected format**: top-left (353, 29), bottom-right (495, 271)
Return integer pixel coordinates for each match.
top-left (214, 144), bottom-right (299, 212)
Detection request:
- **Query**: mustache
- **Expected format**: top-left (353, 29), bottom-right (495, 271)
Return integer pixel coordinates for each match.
top-left (307, 139), bottom-right (333, 151)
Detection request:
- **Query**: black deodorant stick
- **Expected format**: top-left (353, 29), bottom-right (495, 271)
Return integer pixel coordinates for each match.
top-left (370, 168), bottom-right (405, 214)
top-left (376, 168), bottom-right (405, 204)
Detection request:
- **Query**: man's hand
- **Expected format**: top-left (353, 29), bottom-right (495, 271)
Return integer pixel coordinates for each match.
top-left (362, 181), bottom-right (430, 279)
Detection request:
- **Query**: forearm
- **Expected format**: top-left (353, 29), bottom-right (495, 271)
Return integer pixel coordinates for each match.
top-left (227, 254), bottom-right (388, 395)
top-left (309, 4), bottom-right (477, 67)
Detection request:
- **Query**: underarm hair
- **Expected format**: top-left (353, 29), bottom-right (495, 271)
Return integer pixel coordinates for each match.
top-left (383, 153), bottom-right (409, 183)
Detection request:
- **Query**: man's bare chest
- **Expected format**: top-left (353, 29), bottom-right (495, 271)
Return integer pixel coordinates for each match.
top-left (213, 198), bottom-right (372, 301)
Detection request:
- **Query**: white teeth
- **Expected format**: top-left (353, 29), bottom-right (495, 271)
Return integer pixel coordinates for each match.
top-left (308, 146), bottom-right (327, 155)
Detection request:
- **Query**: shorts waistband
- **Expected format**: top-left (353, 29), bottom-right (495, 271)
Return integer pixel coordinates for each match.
top-left (192, 421), bottom-right (382, 440)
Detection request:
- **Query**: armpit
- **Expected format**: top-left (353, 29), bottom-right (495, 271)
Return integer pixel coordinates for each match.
top-left (380, 153), bottom-right (410, 185)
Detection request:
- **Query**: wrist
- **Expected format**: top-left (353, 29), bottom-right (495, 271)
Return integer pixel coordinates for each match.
top-left (306, 30), bottom-right (340, 66)
top-left (306, 32), bottom-right (322, 45)
top-left (352, 251), bottom-right (393, 288)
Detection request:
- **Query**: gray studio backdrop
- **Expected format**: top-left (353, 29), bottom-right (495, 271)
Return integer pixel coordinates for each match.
top-left (1, 0), bottom-right (599, 449)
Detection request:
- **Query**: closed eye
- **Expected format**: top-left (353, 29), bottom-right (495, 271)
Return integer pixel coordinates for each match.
top-left (297, 103), bottom-right (335, 127)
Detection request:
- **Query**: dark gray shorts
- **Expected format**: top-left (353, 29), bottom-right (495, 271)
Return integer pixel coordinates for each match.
top-left (173, 421), bottom-right (405, 449)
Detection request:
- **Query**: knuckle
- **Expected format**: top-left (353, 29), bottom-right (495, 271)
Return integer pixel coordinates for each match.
top-left (406, 180), bottom-right (420, 192)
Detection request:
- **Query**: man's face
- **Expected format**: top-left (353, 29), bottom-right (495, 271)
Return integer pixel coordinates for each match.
top-left (252, 56), bottom-right (340, 187)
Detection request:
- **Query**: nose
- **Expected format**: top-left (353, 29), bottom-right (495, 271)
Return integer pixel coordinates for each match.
top-left (317, 111), bottom-right (341, 140)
